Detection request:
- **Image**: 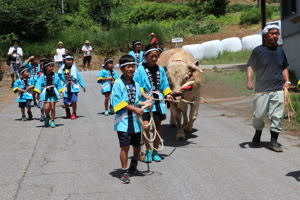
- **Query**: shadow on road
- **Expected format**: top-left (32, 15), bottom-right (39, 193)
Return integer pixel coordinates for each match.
top-left (109, 167), bottom-right (162, 180)
top-left (239, 141), bottom-right (272, 149)
top-left (36, 124), bottom-right (64, 128)
top-left (160, 124), bottom-right (198, 147)
top-left (286, 171), bottom-right (300, 182)
top-left (56, 115), bottom-right (86, 119)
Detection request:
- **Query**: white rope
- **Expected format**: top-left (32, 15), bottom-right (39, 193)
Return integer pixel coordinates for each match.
top-left (138, 105), bottom-right (164, 152)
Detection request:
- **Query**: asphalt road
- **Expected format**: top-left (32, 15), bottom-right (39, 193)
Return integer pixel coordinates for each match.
top-left (0, 71), bottom-right (299, 200)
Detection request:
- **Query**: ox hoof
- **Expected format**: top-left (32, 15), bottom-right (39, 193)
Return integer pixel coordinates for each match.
top-left (176, 134), bottom-right (186, 141)
top-left (184, 127), bottom-right (193, 133)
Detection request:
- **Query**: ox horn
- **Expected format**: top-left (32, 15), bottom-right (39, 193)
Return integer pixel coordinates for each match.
top-left (188, 64), bottom-right (203, 73)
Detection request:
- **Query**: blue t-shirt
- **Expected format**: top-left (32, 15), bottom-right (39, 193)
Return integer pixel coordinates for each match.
top-left (247, 45), bottom-right (289, 93)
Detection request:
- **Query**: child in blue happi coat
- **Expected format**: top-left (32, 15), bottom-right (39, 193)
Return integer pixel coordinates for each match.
top-left (111, 55), bottom-right (152, 184)
top-left (34, 60), bottom-right (64, 128)
top-left (133, 45), bottom-right (173, 163)
top-left (13, 67), bottom-right (35, 121)
top-left (97, 58), bottom-right (119, 116)
top-left (128, 40), bottom-right (144, 65)
top-left (23, 56), bottom-right (41, 106)
top-left (58, 54), bottom-right (86, 120)
top-left (35, 59), bottom-right (47, 122)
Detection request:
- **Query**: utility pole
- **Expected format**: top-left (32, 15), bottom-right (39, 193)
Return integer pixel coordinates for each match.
top-left (261, 0), bottom-right (266, 30)
top-left (61, 0), bottom-right (64, 14)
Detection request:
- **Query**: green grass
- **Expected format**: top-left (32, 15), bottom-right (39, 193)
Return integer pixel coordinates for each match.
top-left (290, 93), bottom-right (300, 123)
top-left (202, 69), bottom-right (253, 96)
top-left (201, 50), bottom-right (251, 65)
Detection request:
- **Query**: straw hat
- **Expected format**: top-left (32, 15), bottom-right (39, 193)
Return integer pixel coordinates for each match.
top-left (85, 40), bottom-right (91, 44)
top-left (57, 41), bottom-right (64, 46)
top-left (149, 32), bottom-right (155, 36)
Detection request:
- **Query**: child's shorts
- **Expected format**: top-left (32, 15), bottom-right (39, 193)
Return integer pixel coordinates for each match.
top-left (142, 112), bottom-right (166, 122)
top-left (45, 96), bottom-right (58, 103)
top-left (117, 131), bottom-right (142, 147)
top-left (64, 92), bottom-right (78, 105)
top-left (19, 100), bottom-right (32, 108)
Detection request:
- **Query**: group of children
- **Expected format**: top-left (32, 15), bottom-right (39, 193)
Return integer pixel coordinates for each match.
top-left (13, 40), bottom-right (171, 184)
top-left (97, 42), bottom-right (172, 184)
top-left (13, 54), bottom-right (86, 127)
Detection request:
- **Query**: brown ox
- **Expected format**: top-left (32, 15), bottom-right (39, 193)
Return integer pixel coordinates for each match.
top-left (157, 48), bottom-right (202, 140)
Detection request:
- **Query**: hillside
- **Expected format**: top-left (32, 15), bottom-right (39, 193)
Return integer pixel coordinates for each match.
top-left (0, 0), bottom-right (280, 58)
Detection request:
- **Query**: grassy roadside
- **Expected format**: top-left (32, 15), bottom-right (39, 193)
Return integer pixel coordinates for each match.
top-left (202, 68), bottom-right (252, 97)
top-left (202, 68), bottom-right (300, 131)
top-left (201, 50), bottom-right (251, 65)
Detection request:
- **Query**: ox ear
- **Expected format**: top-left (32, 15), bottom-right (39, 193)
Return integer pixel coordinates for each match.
top-left (188, 64), bottom-right (203, 73)
top-left (195, 61), bottom-right (200, 66)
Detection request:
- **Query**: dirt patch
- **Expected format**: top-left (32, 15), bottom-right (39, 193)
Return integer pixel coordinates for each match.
top-left (164, 24), bottom-right (260, 49)
top-left (0, 74), bottom-right (15, 111)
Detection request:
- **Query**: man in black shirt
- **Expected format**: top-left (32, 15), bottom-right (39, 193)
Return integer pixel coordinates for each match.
top-left (246, 24), bottom-right (290, 152)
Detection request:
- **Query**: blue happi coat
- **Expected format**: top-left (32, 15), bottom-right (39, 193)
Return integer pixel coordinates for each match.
top-left (13, 77), bottom-right (35, 102)
top-left (58, 64), bottom-right (85, 97)
top-left (133, 63), bottom-right (171, 114)
top-left (34, 73), bottom-right (64, 101)
top-left (110, 78), bottom-right (143, 133)
top-left (97, 69), bottom-right (119, 94)
top-left (23, 61), bottom-right (41, 85)
top-left (128, 51), bottom-right (144, 64)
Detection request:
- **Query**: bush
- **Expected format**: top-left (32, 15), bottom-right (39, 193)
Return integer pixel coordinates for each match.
top-left (0, 33), bottom-right (18, 57)
top-left (109, 2), bottom-right (194, 27)
top-left (190, 24), bottom-right (220, 35)
top-left (226, 4), bottom-right (256, 13)
top-left (19, 23), bottom-right (166, 58)
top-left (0, 0), bottom-right (61, 41)
top-left (240, 6), bottom-right (273, 25)
top-left (189, 0), bottom-right (229, 18)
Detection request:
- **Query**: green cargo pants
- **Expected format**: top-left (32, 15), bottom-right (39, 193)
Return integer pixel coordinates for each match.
top-left (252, 90), bottom-right (284, 133)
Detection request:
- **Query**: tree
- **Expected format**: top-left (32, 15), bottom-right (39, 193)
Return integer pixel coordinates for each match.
top-left (191, 0), bottom-right (229, 17)
top-left (88, 0), bottom-right (119, 25)
top-left (0, 0), bottom-right (61, 41)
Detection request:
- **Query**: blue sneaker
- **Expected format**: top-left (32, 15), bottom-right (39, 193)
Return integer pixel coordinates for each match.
top-left (44, 118), bottom-right (50, 127)
top-left (152, 151), bottom-right (162, 162)
top-left (50, 120), bottom-right (56, 128)
top-left (104, 110), bottom-right (109, 116)
top-left (144, 150), bottom-right (152, 163)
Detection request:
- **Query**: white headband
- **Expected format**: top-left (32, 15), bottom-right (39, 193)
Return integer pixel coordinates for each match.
top-left (144, 48), bottom-right (159, 55)
top-left (64, 55), bottom-right (74, 60)
top-left (102, 59), bottom-right (113, 67)
top-left (262, 24), bottom-right (280, 35)
top-left (20, 68), bottom-right (27, 74)
top-left (119, 62), bottom-right (137, 67)
top-left (44, 62), bottom-right (55, 68)
top-left (134, 41), bottom-right (141, 46)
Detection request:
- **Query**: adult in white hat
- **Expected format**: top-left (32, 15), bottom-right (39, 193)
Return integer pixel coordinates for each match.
top-left (7, 40), bottom-right (23, 87)
top-left (246, 24), bottom-right (290, 152)
top-left (81, 40), bottom-right (93, 71)
top-left (54, 41), bottom-right (66, 69)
